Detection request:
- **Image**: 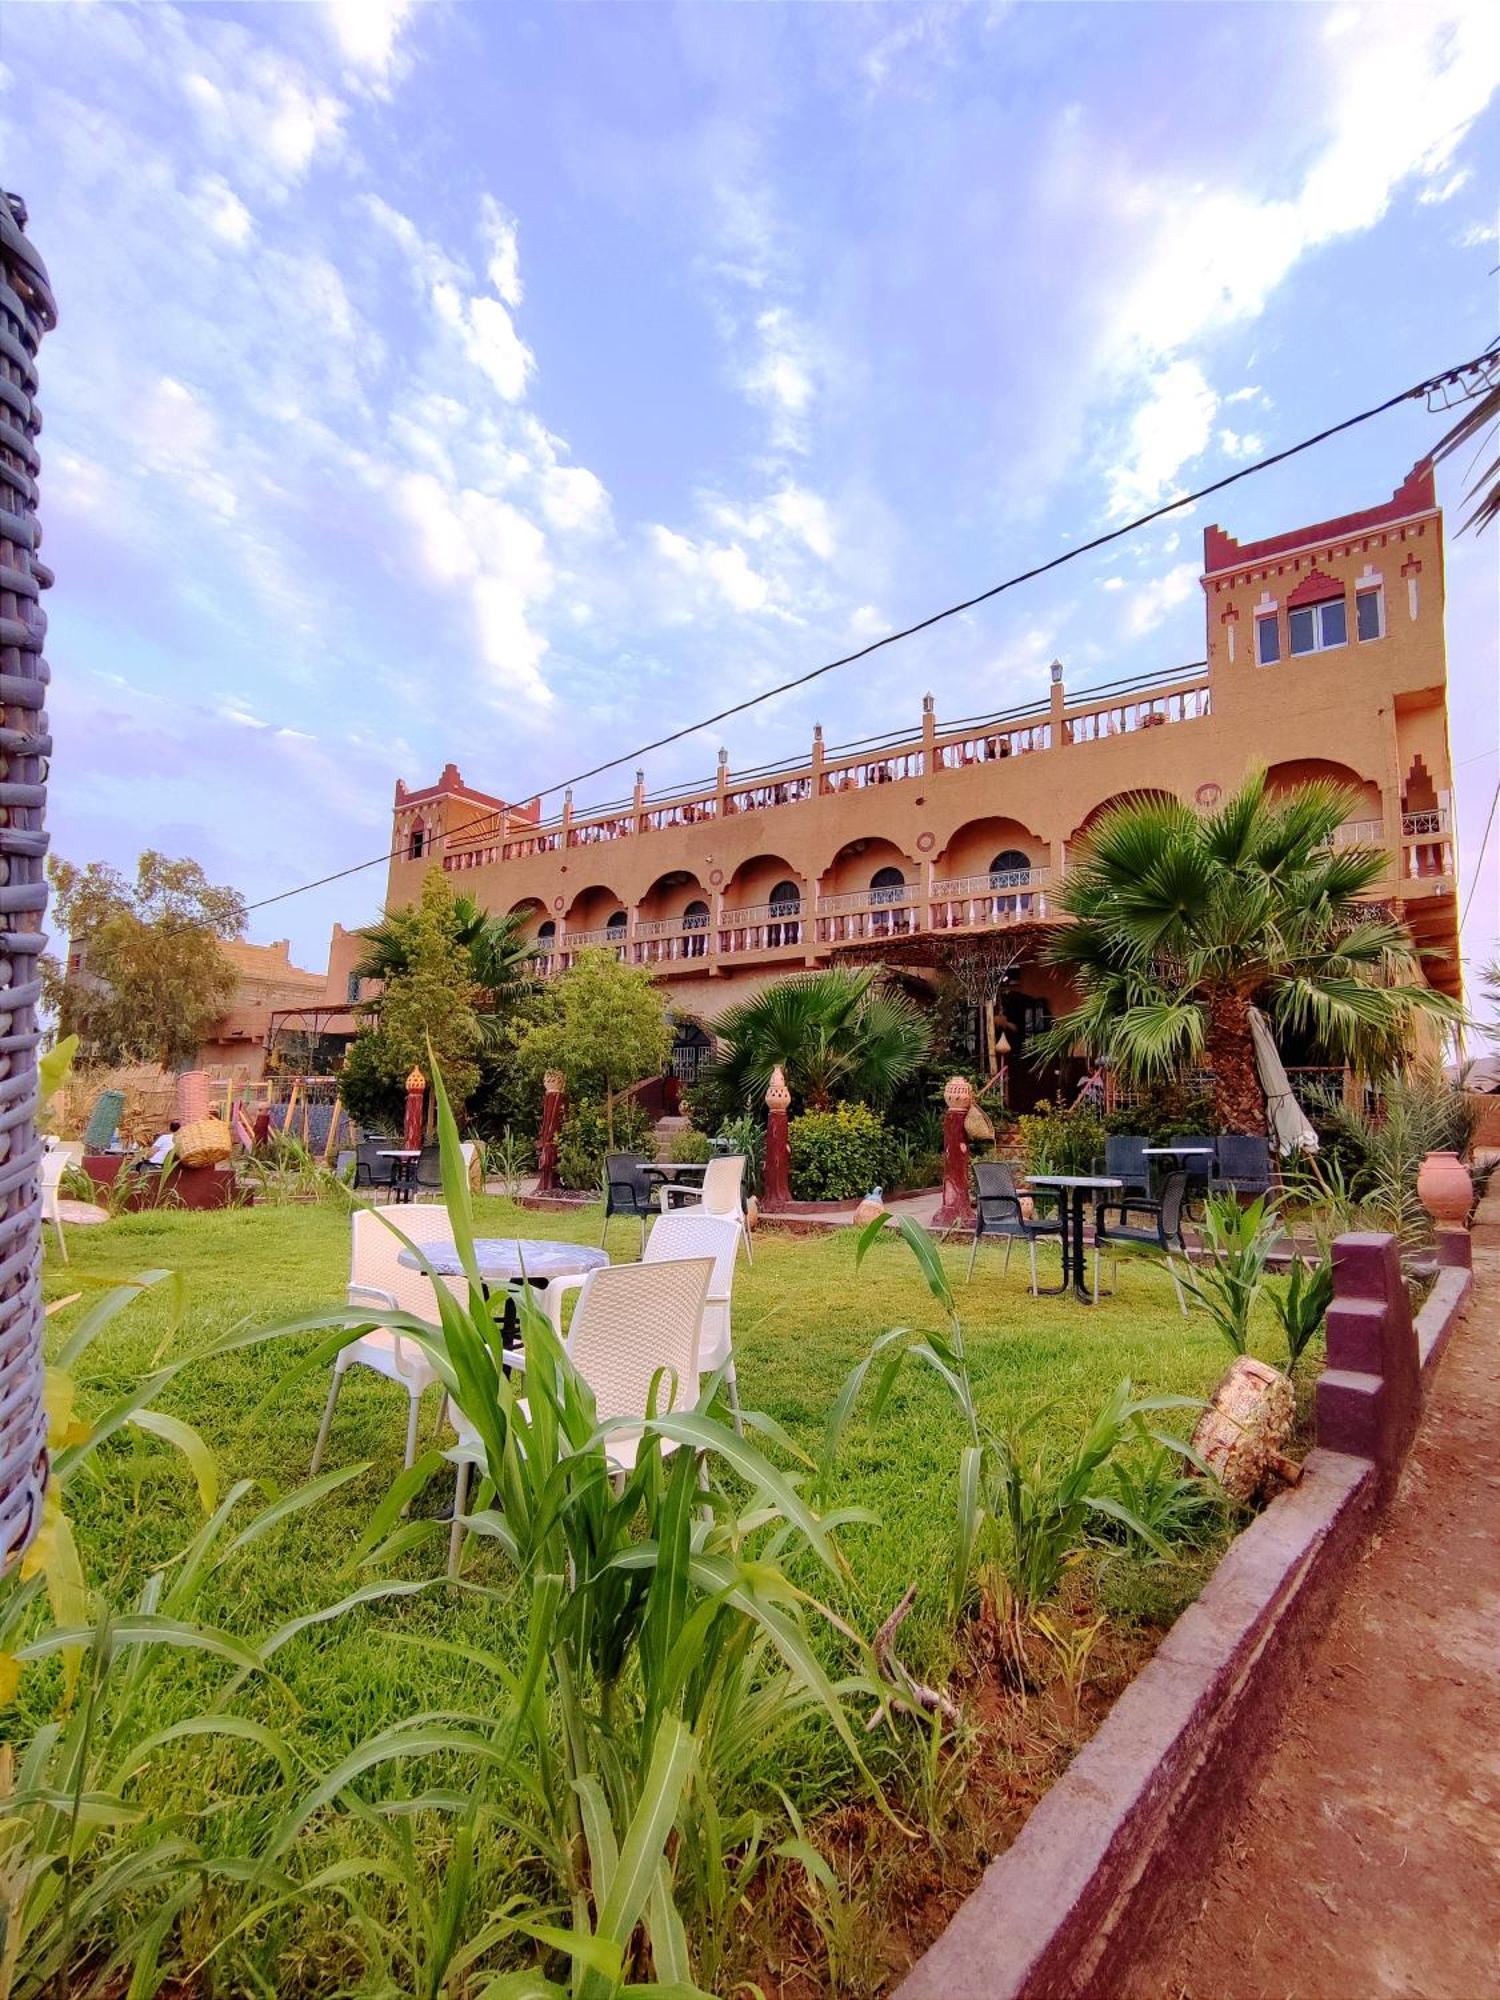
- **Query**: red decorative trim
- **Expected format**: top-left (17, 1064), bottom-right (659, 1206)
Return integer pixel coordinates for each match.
top-left (1401, 555), bottom-right (1423, 578)
top-left (1202, 461), bottom-right (1436, 576)
top-left (1286, 568), bottom-right (1344, 609)
top-left (917, 831), bottom-right (936, 853)
top-left (708, 867), bottom-right (724, 886)
top-left (1195, 782), bottom-right (1222, 806)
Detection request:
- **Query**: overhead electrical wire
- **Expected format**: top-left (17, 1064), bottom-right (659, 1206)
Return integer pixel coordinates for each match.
top-left (244, 343), bottom-right (1500, 916)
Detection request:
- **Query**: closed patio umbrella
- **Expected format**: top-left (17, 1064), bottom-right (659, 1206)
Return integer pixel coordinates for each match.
top-left (1249, 1006), bottom-right (1318, 1157)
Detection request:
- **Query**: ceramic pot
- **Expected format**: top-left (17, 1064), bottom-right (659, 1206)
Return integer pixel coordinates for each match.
top-left (1417, 1150), bottom-right (1472, 1228)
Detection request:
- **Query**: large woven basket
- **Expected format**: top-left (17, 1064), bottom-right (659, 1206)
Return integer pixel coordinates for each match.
top-left (174, 1117), bottom-right (231, 1169)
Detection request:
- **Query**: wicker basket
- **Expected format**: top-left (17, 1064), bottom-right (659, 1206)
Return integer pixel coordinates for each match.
top-left (174, 1117), bottom-right (231, 1169)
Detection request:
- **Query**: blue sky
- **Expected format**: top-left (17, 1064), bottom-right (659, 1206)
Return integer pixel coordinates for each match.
top-left (3, 2), bottom-right (1497, 1013)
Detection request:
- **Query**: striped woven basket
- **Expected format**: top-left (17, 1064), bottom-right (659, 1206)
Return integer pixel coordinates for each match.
top-left (174, 1118), bottom-right (231, 1170)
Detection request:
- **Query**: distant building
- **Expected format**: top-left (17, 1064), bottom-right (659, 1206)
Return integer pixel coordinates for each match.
top-left (330, 463), bottom-right (1463, 1107)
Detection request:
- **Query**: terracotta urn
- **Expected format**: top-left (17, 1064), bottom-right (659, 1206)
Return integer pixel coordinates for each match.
top-left (765, 1066), bottom-right (791, 1113)
top-left (1416, 1150), bottom-right (1472, 1229)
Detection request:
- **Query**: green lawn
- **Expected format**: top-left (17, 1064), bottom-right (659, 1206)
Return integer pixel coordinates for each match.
top-left (20, 1196), bottom-right (1258, 1993)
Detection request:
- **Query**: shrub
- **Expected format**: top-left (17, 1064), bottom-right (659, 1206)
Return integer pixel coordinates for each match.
top-left (1103, 1080), bottom-right (1216, 1140)
top-left (788, 1103), bottom-right (890, 1201)
top-left (715, 1112), bottom-right (765, 1191)
top-left (337, 1029), bottom-right (405, 1131)
top-left (663, 1127), bottom-right (713, 1166)
top-left (556, 1095), bottom-right (655, 1191)
top-left (1311, 1069), bottom-right (1477, 1245)
top-left (1017, 1098), bottom-right (1106, 1176)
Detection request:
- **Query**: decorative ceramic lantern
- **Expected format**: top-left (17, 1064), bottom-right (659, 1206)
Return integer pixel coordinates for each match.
top-left (1416, 1150), bottom-right (1472, 1230)
top-left (765, 1066), bottom-right (791, 1112)
top-left (943, 1075), bottom-right (974, 1114)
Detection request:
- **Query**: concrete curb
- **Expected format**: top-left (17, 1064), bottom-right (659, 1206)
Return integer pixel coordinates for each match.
top-left (894, 1234), bottom-right (1473, 2000)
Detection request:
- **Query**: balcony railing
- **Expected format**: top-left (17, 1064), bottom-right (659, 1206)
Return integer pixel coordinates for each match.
top-left (716, 901), bottom-right (805, 955)
top-left (439, 660), bottom-right (1213, 870)
top-left (929, 867), bottom-right (1051, 930)
top-left (1327, 819), bottom-right (1385, 847)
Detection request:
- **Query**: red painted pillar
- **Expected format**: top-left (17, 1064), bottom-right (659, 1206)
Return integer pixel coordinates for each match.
top-left (403, 1066), bottom-right (426, 1151)
top-left (536, 1068), bottom-right (565, 1194)
top-left (934, 1075), bottom-right (975, 1230)
top-left (763, 1065), bottom-right (791, 1210)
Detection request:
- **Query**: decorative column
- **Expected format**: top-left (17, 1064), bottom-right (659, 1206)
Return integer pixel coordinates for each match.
top-left (934, 1076), bottom-right (975, 1230)
top-left (0, 191), bottom-right (57, 1572)
top-left (536, 1068), bottom-right (565, 1195)
top-left (763, 1066), bottom-right (791, 1211)
top-left (403, 1066), bottom-right (427, 1150)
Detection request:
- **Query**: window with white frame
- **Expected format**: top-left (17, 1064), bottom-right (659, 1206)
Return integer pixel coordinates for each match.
top-left (1288, 594), bottom-right (1347, 656)
top-left (1355, 585), bottom-right (1384, 642)
top-left (1255, 612), bottom-right (1280, 665)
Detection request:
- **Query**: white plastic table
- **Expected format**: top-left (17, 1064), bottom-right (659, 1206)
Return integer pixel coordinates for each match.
top-left (397, 1237), bottom-right (609, 1348)
top-left (377, 1149), bottom-right (422, 1204)
top-left (1026, 1174), bottom-right (1122, 1303)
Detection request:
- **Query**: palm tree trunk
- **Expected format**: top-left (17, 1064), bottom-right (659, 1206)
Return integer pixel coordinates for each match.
top-left (1205, 990), bottom-right (1266, 1135)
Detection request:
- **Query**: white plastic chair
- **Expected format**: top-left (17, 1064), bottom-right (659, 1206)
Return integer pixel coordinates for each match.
top-left (310, 1206), bottom-right (468, 1476)
top-left (448, 1255), bottom-right (713, 1574)
top-left (39, 1139), bottom-right (83, 1263)
top-left (642, 1209), bottom-right (743, 1427)
top-left (663, 1153), bottom-right (752, 1262)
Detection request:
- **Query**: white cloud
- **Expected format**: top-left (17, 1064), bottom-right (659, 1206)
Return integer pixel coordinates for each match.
top-left (480, 194), bottom-right (523, 308)
top-left (1124, 560), bottom-right (1200, 639)
top-left (1107, 359), bottom-right (1218, 516)
top-left (651, 525), bottom-right (772, 614)
top-left (1100, 576), bottom-right (1126, 592)
top-left (462, 294), bottom-right (534, 401)
top-left (1419, 166), bottom-right (1473, 205)
top-left (1103, 9), bottom-right (1500, 371)
top-left (1218, 428), bottom-right (1264, 459)
top-left (193, 174), bottom-right (254, 246)
top-left (850, 604), bottom-right (887, 635)
top-left (326, 0), bottom-right (415, 88)
top-left (180, 56), bottom-right (344, 190)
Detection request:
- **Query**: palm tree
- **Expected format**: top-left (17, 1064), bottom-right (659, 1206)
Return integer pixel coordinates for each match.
top-left (1037, 774), bottom-right (1460, 1133)
top-left (705, 966), bottom-right (931, 1113)
top-left (355, 892), bottom-right (535, 1041)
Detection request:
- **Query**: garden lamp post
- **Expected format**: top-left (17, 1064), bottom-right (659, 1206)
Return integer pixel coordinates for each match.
top-left (934, 1076), bottom-right (975, 1230)
top-left (403, 1067), bottom-right (426, 1151)
top-left (997, 1030), bottom-right (1011, 1114)
top-left (763, 1066), bottom-right (791, 1211)
top-left (536, 1068), bottom-right (565, 1195)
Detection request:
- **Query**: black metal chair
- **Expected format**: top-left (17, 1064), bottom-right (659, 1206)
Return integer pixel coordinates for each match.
top-left (1175, 1136), bottom-right (1218, 1208)
top-left (967, 1161), bottom-right (1064, 1294)
top-left (352, 1138), bottom-right (397, 1190)
top-left (1211, 1134), bottom-right (1273, 1199)
top-left (1094, 1135), bottom-right (1151, 1203)
top-left (601, 1151), bottom-right (654, 1253)
top-left (414, 1144), bottom-right (443, 1195)
top-left (1093, 1169), bottom-right (1190, 1313)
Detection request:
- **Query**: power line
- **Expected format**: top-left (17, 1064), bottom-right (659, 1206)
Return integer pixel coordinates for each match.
top-left (245, 342), bottom-right (1500, 916)
top-left (1459, 777), bottom-right (1499, 932)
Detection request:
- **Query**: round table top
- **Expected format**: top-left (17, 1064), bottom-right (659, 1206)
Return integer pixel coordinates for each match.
top-left (397, 1237), bottom-right (610, 1281)
top-left (1141, 1146), bottom-right (1215, 1156)
top-left (1026, 1173), bottom-right (1123, 1189)
top-left (378, 1148), bottom-right (422, 1159)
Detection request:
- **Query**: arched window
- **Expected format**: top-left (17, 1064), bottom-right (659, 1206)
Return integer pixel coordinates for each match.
top-left (683, 898), bottom-right (709, 957)
top-left (605, 910), bottom-right (627, 934)
top-left (537, 919), bottom-right (556, 940)
top-left (870, 865), bottom-right (906, 905)
top-left (767, 880), bottom-right (801, 947)
top-left (408, 820), bottom-right (426, 860)
top-left (989, 848), bottom-right (1029, 881)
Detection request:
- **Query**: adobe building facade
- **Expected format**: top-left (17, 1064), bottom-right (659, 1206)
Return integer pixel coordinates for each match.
top-left (358, 462), bottom-right (1459, 1099)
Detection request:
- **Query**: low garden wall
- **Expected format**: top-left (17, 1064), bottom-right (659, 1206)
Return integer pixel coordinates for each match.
top-left (896, 1228), bottom-right (1473, 2000)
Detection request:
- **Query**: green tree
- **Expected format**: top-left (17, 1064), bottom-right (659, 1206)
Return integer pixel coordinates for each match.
top-left (353, 890), bottom-right (534, 1039)
top-left (516, 947), bottom-right (671, 1142)
top-left (703, 965), bottom-right (931, 1114)
top-left (1038, 773), bottom-right (1459, 1133)
top-left (364, 871), bottom-right (483, 1111)
top-left (44, 851), bottom-right (246, 1068)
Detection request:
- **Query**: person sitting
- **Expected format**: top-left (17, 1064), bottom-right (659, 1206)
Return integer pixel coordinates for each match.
top-left (138, 1121), bottom-right (180, 1171)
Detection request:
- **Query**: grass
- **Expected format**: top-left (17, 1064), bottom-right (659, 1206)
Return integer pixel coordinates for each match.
top-left (18, 1196), bottom-right (1278, 1991)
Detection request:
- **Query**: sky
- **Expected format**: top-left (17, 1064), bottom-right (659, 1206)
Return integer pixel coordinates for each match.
top-left (2, 1), bottom-right (1498, 1020)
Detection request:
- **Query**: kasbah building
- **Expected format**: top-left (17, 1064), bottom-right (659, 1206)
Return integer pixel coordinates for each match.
top-left (287, 461), bottom-right (1460, 1113)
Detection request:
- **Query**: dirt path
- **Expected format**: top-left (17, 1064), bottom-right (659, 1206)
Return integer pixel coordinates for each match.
top-left (1122, 1254), bottom-right (1500, 2000)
